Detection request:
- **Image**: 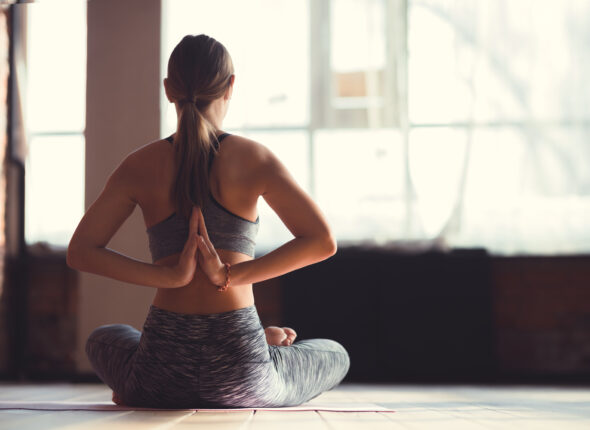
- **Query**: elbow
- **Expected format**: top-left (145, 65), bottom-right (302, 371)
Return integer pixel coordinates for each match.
top-left (66, 241), bottom-right (83, 270)
top-left (319, 233), bottom-right (337, 260)
top-left (66, 245), bottom-right (77, 269)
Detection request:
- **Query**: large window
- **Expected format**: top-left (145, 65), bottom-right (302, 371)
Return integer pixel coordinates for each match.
top-left (23, 1), bottom-right (87, 247)
top-left (407, 0), bottom-right (590, 254)
top-left (164, 0), bottom-right (590, 255)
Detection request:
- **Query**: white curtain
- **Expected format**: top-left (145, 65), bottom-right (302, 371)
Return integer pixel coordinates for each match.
top-left (407, 0), bottom-right (590, 254)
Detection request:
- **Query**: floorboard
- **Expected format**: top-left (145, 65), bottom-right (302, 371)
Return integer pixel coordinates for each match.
top-left (170, 411), bottom-right (253, 430)
top-left (0, 383), bottom-right (589, 429)
top-left (247, 411), bottom-right (329, 430)
top-left (318, 411), bottom-right (406, 429)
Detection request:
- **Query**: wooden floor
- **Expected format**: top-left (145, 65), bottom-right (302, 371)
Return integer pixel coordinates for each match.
top-left (1, 383), bottom-right (589, 429)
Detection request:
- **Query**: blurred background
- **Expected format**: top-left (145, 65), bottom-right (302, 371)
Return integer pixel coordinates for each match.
top-left (0, 0), bottom-right (588, 382)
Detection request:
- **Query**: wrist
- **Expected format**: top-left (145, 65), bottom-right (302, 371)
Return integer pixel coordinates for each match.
top-left (216, 262), bottom-right (231, 291)
top-left (208, 263), bottom-right (223, 286)
top-left (162, 265), bottom-right (186, 288)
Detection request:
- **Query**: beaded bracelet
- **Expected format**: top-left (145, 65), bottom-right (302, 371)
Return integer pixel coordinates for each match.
top-left (217, 262), bottom-right (231, 292)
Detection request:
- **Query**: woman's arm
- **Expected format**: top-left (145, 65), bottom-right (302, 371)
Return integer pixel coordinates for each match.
top-left (67, 156), bottom-right (199, 288)
top-left (197, 145), bottom-right (337, 287)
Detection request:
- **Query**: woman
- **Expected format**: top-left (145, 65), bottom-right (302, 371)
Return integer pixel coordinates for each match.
top-left (67, 34), bottom-right (349, 409)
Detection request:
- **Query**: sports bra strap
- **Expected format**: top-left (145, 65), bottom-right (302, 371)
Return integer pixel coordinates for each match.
top-left (164, 133), bottom-right (231, 145)
top-left (165, 133), bottom-right (231, 168)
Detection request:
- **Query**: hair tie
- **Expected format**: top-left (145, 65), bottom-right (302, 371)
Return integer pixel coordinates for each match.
top-left (179, 96), bottom-right (197, 105)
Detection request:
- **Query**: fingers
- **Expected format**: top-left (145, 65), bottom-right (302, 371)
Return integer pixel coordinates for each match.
top-left (189, 207), bottom-right (199, 236)
top-left (181, 233), bottom-right (199, 260)
top-left (197, 235), bottom-right (215, 259)
top-left (197, 207), bottom-right (211, 243)
top-left (195, 208), bottom-right (219, 260)
top-left (176, 234), bottom-right (198, 286)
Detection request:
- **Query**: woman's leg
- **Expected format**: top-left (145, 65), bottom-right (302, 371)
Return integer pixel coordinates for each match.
top-left (85, 324), bottom-right (141, 399)
top-left (268, 338), bottom-right (350, 406)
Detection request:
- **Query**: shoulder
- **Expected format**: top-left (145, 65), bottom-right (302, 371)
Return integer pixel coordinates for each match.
top-left (105, 138), bottom-right (172, 198)
top-left (112, 138), bottom-right (172, 179)
top-left (219, 134), bottom-right (271, 160)
top-left (218, 134), bottom-right (279, 172)
top-left (217, 134), bottom-right (290, 193)
top-left (120, 138), bottom-right (171, 169)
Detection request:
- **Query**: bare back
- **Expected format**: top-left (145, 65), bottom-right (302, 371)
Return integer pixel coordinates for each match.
top-left (130, 133), bottom-right (263, 314)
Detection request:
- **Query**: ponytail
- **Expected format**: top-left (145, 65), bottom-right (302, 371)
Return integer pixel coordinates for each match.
top-left (173, 100), bottom-right (216, 219)
top-left (166, 34), bottom-right (234, 219)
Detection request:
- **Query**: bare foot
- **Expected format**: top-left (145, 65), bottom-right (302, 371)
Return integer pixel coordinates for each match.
top-left (112, 391), bottom-right (125, 406)
top-left (282, 327), bottom-right (297, 345)
top-left (265, 326), bottom-right (297, 346)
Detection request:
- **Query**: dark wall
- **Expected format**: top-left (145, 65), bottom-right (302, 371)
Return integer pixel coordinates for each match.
top-left (279, 248), bottom-right (496, 382)
top-left (258, 248), bottom-right (590, 383)
top-left (3, 246), bottom-right (78, 379)
top-left (492, 256), bottom-right (590, 378)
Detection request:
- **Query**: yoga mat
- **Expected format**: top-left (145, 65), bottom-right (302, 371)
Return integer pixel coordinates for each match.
top-left (0, 400), bottom-right (394, 413)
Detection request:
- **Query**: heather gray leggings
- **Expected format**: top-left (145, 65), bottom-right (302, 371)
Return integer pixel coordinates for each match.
top-left (86, 305), bottom-right (350, 408)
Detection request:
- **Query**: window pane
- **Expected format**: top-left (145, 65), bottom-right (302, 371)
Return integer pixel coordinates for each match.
top-left (408, 0), bottom-right (590, 123)
top-left (328, 0), bottom-right (394, 128)
top-left (408, 2), bottom-right (475, 123)
top-left (25, 135), bottom-right (85, 247)
top-left (314, 129), bottom-right (405, 243)
top-left (409, 128), bottom-right (469, 238)
top-left (26, 1), bottom-right (86, 133)
top-left (331, 0), bottom-right (386, 74)
top-left (455, 127), bottom-right (590, 254)
top-left (163, 0), bottom-right (309, 133)
top-left (331, 0), bottom-right (386, 102)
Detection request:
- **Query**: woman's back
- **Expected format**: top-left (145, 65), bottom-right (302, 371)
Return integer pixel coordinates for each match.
top-left (126, 133), bottom-right (265, 314)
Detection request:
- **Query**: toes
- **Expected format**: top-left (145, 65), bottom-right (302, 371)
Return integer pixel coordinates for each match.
top-left (112, 392), bottom-right (124, 406)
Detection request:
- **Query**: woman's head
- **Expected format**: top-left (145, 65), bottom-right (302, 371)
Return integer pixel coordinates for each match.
top-left (165, 34), bottom-right (234, 111)
top-left (165, 35), bottom-right (234, 218)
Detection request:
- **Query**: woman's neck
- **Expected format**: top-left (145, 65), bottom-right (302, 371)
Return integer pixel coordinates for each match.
top-left (173, 97), bottom-right (227, 131)
top-left (204, 97), bottom-right (226, 130)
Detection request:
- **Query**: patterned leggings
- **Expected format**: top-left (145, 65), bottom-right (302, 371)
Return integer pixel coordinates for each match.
top-left (86, 305), bottom-right (350, 408)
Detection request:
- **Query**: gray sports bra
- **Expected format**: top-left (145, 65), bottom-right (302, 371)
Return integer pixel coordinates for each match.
top-left (146, 133), bottom-right (259, 262)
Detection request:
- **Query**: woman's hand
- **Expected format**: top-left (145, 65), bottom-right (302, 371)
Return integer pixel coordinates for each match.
top-left (264, 326), bottom-right (297, 346)
top-left (196, 207), bottom-right (227, 287)
top-left (169, 207), bottom-right (200, 287)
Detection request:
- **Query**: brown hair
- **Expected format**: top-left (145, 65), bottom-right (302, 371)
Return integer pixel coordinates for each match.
top-left (165, 35), bottom-right (234, 219)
